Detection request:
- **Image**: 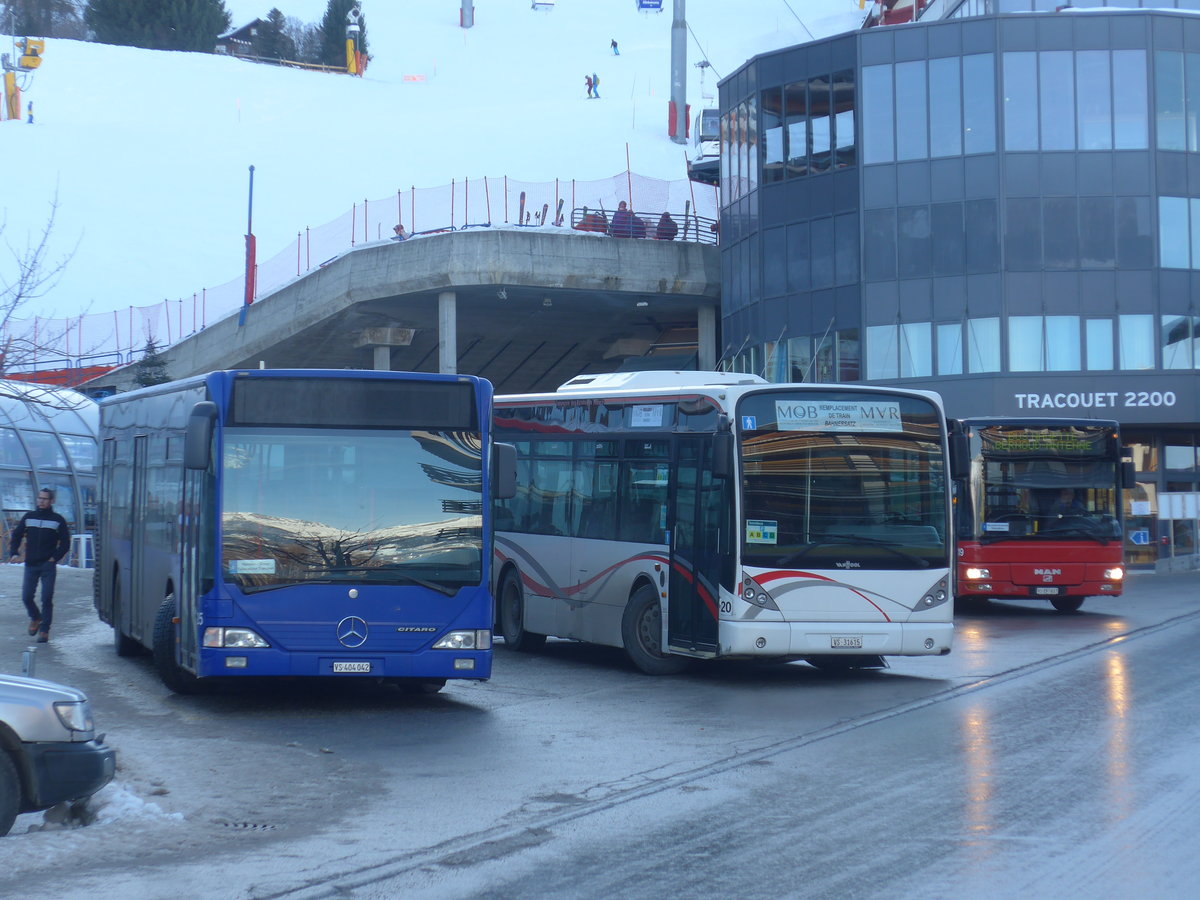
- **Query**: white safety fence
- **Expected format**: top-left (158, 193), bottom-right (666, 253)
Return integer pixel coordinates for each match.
top-left (6, 172), bottom-right (719, 375)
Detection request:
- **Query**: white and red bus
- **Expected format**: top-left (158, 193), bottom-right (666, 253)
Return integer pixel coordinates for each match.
top-left (493, 371), bottom-right (957, 674)
top-left (953, 417), bottom-right (1133, 612)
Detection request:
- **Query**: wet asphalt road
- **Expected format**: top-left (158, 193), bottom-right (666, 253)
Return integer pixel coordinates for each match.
top-left (1, 565), bottom-right (1198, 899)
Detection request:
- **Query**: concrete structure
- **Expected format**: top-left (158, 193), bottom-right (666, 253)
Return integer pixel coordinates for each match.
top-left (87, 229), bottom-right (721, 397)
top-left (716, 5), bottom-right (1200, 567)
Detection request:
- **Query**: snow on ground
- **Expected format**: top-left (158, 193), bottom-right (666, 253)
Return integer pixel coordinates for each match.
top-left (1, 1), bottom-right (865, 321)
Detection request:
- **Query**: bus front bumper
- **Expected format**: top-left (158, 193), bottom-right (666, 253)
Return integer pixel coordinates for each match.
top-left (719, 621), bottom-right (953, 658)
top-left (196, 648), bottom-right (492, 680)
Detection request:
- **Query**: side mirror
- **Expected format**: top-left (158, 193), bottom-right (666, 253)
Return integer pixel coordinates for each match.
top-left (493, 442), bottom-right (517, 500)
top-left (712, 432), bottom-right (734, 479)
top-left (948, 425), bottom-right (970, 481)
top-left (1121, 460), bottom-right (1137, 490)
top-left (184, 401), bottom-right (218, 470)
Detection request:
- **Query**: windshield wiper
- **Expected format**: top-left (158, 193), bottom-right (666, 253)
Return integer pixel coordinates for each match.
top-left (1033, 524), bottom-right (1111, 545)
top-left (319, 567), bottom-right (459, 596)
top-left (776, 533), bottom-right (931, 568)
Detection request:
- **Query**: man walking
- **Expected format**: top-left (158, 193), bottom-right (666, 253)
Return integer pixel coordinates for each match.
top-left (9, 488), bottom-right (71, 643)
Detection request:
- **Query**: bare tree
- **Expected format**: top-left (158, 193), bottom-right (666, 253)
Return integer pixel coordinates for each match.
top-left (0, 192), bottom-right (85, 402)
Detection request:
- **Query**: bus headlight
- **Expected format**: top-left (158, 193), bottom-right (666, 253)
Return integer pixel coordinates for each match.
top-left (964, 567), bottom-right (990, 580)
top-left (1104, 567), bottom-right (1125, 581)
top-left (203, 627), bottom-right (270, 648)
top-left (741, 575), bottom-right (780, 611)
top-left (433, 630), bottom-right (492, 650)
top-left (920, 577), bottom-right (950, 609)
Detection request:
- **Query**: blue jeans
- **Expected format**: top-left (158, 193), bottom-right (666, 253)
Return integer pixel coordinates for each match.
top-left (22, 560), bottom-right (56, 632)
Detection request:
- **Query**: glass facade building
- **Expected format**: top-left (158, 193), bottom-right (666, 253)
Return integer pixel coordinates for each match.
top-left (0, 383), bottom-right (98, 562)
top-left (718, 10), bottom-right (1200, 565)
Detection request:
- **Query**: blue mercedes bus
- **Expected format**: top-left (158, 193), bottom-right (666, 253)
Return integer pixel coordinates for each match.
top-left (95, 369), bottom-right (514, 693)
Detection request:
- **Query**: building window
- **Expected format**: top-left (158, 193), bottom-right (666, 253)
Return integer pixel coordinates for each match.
top-left (1077, 51), bottom-right (1113, 150)
top-left (1003, 51), bottom-right (1038, 151)
top-left (838, 328), bottom-right (861, 381)
top-left (1119, 314), bottom-right (1155, 370)
top-left (787, 336), bottom-right (814, 382)
top-left (833, 69), bottom-right (856, 168)
top-left (1046, 316), bottom-right (1081, 371)
top-left (785, 80), bottom-right (809, 176)
top-left (1162, 315), bottom-right (1197, 369)
top-left (968, 317), bottom-right (1000, 373)
top-left (963, 53), bottom-right (996, 153)
top-left (1009, 316), bottom-right (1043, 372)
top-left (809, 75), bottom-right (831, 174)
top-left (1113, 51), bottom-right (1149, 150)
top-left (929, 57), bottom-right (962, 157)
top-left (1156, 51), bottom-right (1187, 151)
top-left (866, 324), bottom-right (899, 379)
top-left (762, 87), bottom-right (784, 183)
top-left (1086, 318), bottom-right (1114, 371)
top-left (896, 61), bottom-right (928, 161)
top-left (1004, 50), bottom-right (1147, 152)
top-left (1159, 196), bottom-right (1189, 268)
top-left (861, 65), bottom-right (893, 165)
top-left (937, 322), bottom-right (963, 375)
top-left (1040, 51), bottom-right (1075, 151)
top-left (900, 322), bottom-right (932, 378)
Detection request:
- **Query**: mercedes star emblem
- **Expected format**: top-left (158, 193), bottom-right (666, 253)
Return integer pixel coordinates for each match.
top-left (336, 616), bottom-right (368, 648)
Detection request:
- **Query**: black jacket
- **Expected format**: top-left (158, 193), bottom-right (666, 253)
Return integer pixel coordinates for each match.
top-left (9, 507), bottom-right (71, 565)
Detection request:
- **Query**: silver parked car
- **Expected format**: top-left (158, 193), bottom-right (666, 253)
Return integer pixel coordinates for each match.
top-left (0, 673), bottom-right (116, 836)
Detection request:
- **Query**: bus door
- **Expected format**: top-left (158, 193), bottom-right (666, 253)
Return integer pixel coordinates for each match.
top-left (177, 469), bottom-right (205, 673)
top-left (667, 437), bottom-right (720, 655)
top-left (131, 435), bottom-right (150, 640)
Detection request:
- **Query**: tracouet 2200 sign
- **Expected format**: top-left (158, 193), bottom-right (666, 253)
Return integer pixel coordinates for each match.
top-left (1014, 390), bottom-right (1177, 411)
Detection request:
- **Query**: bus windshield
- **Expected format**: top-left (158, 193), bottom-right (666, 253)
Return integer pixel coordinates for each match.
top-left (968, 425), bottom-right (1121, 543)
top-left (738, 391), bottom-right (948, 570)
top-left (221, 427), bottom-right (482, 593)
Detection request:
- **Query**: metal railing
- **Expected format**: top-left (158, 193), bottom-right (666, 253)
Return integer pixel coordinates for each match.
top-left (569, 207), bottom-right (718, 244)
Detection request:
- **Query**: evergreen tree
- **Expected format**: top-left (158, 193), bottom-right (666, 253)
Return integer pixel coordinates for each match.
top-left (318, 0), bottom-right (367, 70)
top-left (134, 339), bottom-right (170, 387)
top-left (84, 0), bottom-right (231, 53)
top-left (2, 0), bottom-right (85, 38)
top-left (254, 8), bottom-right (295, 61)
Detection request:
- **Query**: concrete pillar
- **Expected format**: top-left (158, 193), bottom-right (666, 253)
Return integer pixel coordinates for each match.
top-left (373, 345), bottom-right (390, 370)
top-left (698, 304), bottom-right (716, 371)
top-left (439, 291), bottom-right (457, 374)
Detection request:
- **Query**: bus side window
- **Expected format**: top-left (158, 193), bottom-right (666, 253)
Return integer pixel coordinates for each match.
top-left (577, 460), bottom-right (618, 539)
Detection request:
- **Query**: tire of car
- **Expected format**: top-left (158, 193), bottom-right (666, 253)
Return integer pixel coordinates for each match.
top-left (152, 594), bottom-right (201, 694)
top-left (112, 572), bottom-right (140, 658)
top-left (0, 749), bottom-right (20, 838)
top-left (620, 583), bottom-right (690, 676)
top-left (498, 568), bottom-right (545, 652)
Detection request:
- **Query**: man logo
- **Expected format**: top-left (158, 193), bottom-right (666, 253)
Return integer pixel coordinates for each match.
top-left (336, 616), bottom-right (368, 648)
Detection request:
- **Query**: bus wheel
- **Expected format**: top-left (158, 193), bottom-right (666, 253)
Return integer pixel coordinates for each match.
top-left (111, 573), bottom-right (140, 658)
top-left (152, 594), bottom-right (201, 694)
top-left (804, 655), bottom-right (886, 671)
top-left (1051, 596), bottom-right (1085, 613)
top-left (621, 584), bottom-right (689, 676)
top-left (396, 678), bottom-right (446, 695)
top-left (499, 569), bottom-right (545, 652)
